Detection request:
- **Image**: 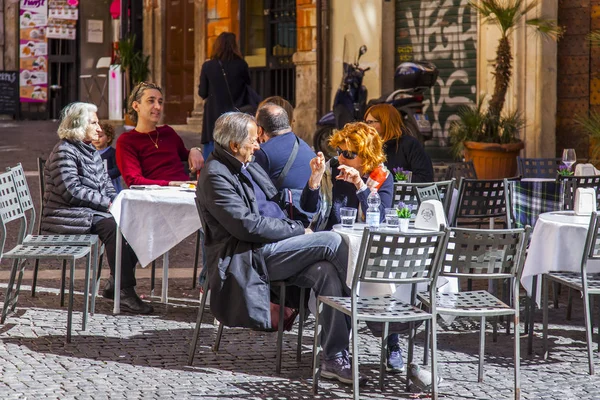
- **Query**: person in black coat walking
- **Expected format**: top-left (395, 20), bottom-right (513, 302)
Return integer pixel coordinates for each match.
top-left (364, 104), bottom-right (434, 183)
top-left (198, 32), bottom-right (251, 160)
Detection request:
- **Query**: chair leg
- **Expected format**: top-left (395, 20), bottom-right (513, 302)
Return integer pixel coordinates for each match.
top-left (192, 230), bottom-right (201, 289)
top-left (542, 276), bottom-right (549, 359)
top-left (31, 259), bottom-right (40, 297)
top-left (430, 314), bottom-right (439, 400)
top-left (12, 259), bottom-right (27, 313)
top-left (213, 321), bottom-right (224, 352)
top-left (423, 319), bottom-right (430, 365)
top-left (275, 284), bottom-right (286, 374)
top-left (379, 322), bottom-right (389, 390)
top-left (553, 282), bottom-right (559, 309)
top-left (566, 288), bottom-right (573, 320)
top-left (311, 298), bottom-right (322, 395)
top-left (478, 316), bottom-right (486, 382)
top-left (351, 315), bottom-right (360, 400)
top-left (492, 317), bottom-right (498, 343)
top-left (60, 260), bottom-right (67, 307)
top-left (407, 321), bottom-right (416, 392)
top-left (583, 288), bottom-right (595, 375)
top-left (514, 311), bottom-right (521, 400)
top-left (150, 260), bottom-right (156, 297)
top-left (524, 295), bottom-right (530, 335)
top-left (66, 260), bottom-right (75, 344)
top-left (90, 245), bottom-right (103, 315)
top-left (81, 253), bottom-right (91, 331)
top-left (296, 288), bottom-right (306, 362)
top-left (2, 259), bottom-right (20, 324)
top-left (188, 278), bottom-right (210, 365)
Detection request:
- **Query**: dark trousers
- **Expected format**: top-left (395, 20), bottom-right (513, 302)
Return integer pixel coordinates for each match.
top-left (91, 216), bottom-right (138, 289)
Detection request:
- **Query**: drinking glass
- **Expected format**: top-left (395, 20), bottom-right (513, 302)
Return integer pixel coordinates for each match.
top-left (340, 207), bottom-right (358, 229)
top-left (562, 148), bottom-right (577, 171)
top-left (385, 208), bottom-right (399, 230)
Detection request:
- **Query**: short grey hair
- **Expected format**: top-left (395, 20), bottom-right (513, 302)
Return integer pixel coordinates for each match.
top-left (256, 103), bottom-right (290, 138)
top-left (213, 112), bottom-right (256, 148)
top-left (57, 102), bottom-right (98, 141)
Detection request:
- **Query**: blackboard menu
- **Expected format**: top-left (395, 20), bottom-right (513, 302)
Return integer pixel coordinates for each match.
top-left (0, 71), bottom-right (19, 115)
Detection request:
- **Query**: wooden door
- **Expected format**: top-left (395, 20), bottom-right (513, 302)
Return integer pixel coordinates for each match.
top-left (164, 0), bottom-right (195, 124)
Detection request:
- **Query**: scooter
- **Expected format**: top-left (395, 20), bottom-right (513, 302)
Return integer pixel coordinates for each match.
top-left (313, 39), bottom-right (438, 158)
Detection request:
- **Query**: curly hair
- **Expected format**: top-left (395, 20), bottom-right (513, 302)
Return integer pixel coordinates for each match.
top-left (57, 102), bottom-right (98, 141)
top-left (100, 123), bottom-right (115, 146)
top-left (127, 81), bottom-right (163, 124)
top-left (329, 121), bottom-right (386, 174)
top-left (364, 103), bottom-right (406, 143)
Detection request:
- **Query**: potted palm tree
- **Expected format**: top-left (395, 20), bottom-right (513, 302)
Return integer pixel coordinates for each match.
top-left (450, 0), bottom-right (563, 178)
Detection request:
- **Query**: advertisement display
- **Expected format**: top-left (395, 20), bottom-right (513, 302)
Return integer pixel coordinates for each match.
top-left (47, 0), bottom-right (78, 40)
top-left (19, 0), bottom-right (48, 103)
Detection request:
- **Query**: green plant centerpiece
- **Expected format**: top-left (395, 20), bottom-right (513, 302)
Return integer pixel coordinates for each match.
top-left (449, 0), bottom-right (563, 178)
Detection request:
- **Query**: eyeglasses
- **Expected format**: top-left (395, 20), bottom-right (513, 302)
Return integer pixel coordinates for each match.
top-left (365, 119), bottom-right (380, 125)
top-left (336, 147), bottom-right (358, 160)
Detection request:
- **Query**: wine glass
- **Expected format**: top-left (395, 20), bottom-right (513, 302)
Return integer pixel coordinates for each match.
top-left (562, 148), bottom-right (577, 171)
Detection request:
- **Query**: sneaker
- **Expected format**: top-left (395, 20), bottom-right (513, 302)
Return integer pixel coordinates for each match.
top-left (321, 352), bottom-right (368, 386)
top-left (386, 345), bottom-right (405, 373)
top-left (120, 287), bottom-right (154, 314)
top-left (102, 276), bottom-right (115, 299)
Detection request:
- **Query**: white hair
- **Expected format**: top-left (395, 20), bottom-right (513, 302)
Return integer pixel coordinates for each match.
top-left (57, 102), bottom-right (98, 141)
top-left (213, 112), bottom-right (256, 147)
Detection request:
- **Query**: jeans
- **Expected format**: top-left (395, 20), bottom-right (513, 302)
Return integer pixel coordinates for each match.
top-left (262, 231), bottom-right (350, 360)
top-left (91, 216), bottom-right (138, 288)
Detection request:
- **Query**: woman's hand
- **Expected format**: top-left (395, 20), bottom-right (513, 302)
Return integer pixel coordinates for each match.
top-left (336, 165), bottom-right (365, 190)
top-left (308, 152), bottom-right (326, 190)
top-left (188, 147), bottom-right (205, 175)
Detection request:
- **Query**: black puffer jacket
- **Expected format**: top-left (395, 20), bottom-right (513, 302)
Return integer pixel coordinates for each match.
top-left (41, 139), bottom-right (116, 234)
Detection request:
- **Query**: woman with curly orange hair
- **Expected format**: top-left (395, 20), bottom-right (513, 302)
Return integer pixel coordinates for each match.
top-left (301, 121), bottom-right (393, 232)
top-left (364, 103), bottom-right (433, 182)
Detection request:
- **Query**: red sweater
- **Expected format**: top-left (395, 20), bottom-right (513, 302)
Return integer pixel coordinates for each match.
top-left (116, 125), bottom-right (190, 187)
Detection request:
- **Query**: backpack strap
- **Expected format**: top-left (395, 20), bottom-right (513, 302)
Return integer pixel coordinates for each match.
top-left (274, 135), bottom-right (300, 189)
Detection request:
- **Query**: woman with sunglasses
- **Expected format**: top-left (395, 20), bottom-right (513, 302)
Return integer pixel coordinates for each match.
top-left (301, 121), bottom-right (405, 373)
top-left (116, 81), bottom-right (204, 187)
top-left (364, 103), bottom-right (433, 182)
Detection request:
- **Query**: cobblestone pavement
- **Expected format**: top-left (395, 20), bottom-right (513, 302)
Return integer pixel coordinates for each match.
top-left (2, 121), bottom-right (600, 399)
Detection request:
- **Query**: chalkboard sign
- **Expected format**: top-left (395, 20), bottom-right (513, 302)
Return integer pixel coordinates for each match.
top-left (0, 71), bottom-right (19, 115)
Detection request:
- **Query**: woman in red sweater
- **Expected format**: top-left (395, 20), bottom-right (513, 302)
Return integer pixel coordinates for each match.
top-left (116, 82), bottom-right (204, 187)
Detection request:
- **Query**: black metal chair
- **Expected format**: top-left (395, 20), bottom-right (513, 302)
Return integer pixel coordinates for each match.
top-left (432, 162), bottom-right (449, 182)
top-left (560, 175), bottom-right (600, 210)
top-left (516, 157), bottom-right (562, 179)
top-left (393, 179), bottom-right (456, 219)
top-left (445, 161), bottom-right (477, 181)
top-left (452, 178), bottom-right (511, 229)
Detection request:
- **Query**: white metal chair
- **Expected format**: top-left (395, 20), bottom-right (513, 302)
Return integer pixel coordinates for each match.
top-left (0, 171), bottom-right (92, 343)
top-left (312, 228), bottom-right (448, 400)
top-left (79, 56), bottom-right (111, 107)
top-left (542, 212), bottom-right (600, 375)
top-left (418, 227), bottom-right (530, 400)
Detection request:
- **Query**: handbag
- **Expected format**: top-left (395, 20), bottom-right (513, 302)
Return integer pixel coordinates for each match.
top-left (218, 60), bottom-right (261, 115)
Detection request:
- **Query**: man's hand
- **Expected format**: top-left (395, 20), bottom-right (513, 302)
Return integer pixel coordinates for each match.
top-left (188, 147), bottom-right (205, 175)
top-left (304, 228), bottom-right (314, 234)
top-left (308, 152), bottom-right (326, 190)
top-left (336, 165), bottom-right (365, 190)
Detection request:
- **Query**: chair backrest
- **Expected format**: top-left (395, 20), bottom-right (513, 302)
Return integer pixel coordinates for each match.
top-left (432, 163), bottom-right (448, 182)
top-left (415, 185), bottom-right (441, 203)
top-left (445, 161), bottom-right (477, 181)
top-left (352, 227), bottom-right (448, 294)
top-left (517, 157), bottom-right (562, 179)
top-left (505, 178), bottom-right (564, 229)
top-left (0, 171), bottom-right (27, 254)
top-left (394, 179), bottom-right (456, 218)
top-left (440, 227), bottom-right (530, 281)
top-left (6, 163), bottom-right (36, 236)
top-left (583, 212), bottom-right (600, 274)
top-left (96, 57), bottom-right (111, 69)
top-left (561, 175), bottom-right (600, 210)
top-left (452, 178), bottom-right (508, 228)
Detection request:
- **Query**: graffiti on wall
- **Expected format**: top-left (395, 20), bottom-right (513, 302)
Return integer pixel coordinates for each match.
top-left (396, 0), bottom-right (477, 143)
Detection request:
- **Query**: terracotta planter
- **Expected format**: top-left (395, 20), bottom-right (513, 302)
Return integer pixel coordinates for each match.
top-left (463, 141), bottom-right (524, 179)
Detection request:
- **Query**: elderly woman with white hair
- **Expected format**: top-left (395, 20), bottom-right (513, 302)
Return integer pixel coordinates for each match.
top-left (41, 102), bottom-right (152, 314)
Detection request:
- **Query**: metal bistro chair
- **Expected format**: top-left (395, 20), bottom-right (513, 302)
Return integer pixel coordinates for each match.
top-left (28, 159), bottom-right (105, 314)
top-left (312, 228), bottom-right (448, 400)
top-left (187, 214), bottom-right (308, 375)
top-left (393, 179), bottom-right (456, 219)
top-left (432, 162), bottom-right (449, 182)
top-left (543, 212), bottom-right (600, 375)
top-left (0, 171), bottom-right (92, 343)
top-left (561, 175), bottom-right (600, 211)
top-left (452, 178), bottom-right (512, 229)
top-left (517, 157), bottom-right (562, 179)
top-left (418, 227), bottom-right (530, 400)
top-left (445, 161), bottom-right (477, 181)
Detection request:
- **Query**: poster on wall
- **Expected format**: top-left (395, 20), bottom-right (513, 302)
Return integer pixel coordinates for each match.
top-left (47, 0), bottom-right (78, 40)
top-left (20, 0), bottom-right (48, 103)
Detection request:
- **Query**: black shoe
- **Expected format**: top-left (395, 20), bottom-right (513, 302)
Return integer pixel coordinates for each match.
top-left (102, 276), bottom-right (115, 299)
top-left (120, 287), bottom-right (154, 314)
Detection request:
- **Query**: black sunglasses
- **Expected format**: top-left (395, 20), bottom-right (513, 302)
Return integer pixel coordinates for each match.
top-left (336, 147), bottom-right (358, 160)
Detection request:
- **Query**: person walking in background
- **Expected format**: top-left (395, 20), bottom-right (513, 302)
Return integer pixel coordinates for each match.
top-left (254, 103), bottom-right (315, 226)
top-left (42, 102), bottom-right (152, 314)
top-left (198, 31), bottom-right (251, 160)
top-left (364, 104), bottom-right (433, 183)
top-left (93, 123), bottom-right (123, 193)
top-left (116, 81), bottom-right (204, 187)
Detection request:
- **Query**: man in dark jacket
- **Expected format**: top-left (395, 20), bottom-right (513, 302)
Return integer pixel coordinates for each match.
top-left (196, 112), bottom-right (362, 385)
top-left (42, 102), bottom-right (152, 314)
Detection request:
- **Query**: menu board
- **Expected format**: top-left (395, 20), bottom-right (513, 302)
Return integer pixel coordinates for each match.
top-left (19, 0), bottom-right (48, 103)
top-left (47, 0), bottom-right (78, 40)
top-left (0, 71), bottom-right (19, 115)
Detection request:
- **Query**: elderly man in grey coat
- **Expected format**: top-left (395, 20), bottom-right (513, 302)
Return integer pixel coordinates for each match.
top-left (196, 112), bottom-right (365, 385)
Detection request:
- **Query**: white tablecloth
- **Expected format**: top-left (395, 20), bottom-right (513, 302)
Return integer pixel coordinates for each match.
top-left (521, 211), bottom-right (600, 305)
top-left (110, 187), bottom-right (201, 267)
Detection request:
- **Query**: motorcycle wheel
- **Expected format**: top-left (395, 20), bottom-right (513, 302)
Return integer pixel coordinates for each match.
top-left (313, 125), bottom-right (337, 160)
top-left (403, 114), bottom-right (430, 144)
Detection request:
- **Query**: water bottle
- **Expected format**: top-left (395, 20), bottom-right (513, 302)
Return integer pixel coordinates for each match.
top-left (366, 189), bottom-right (381, 229)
